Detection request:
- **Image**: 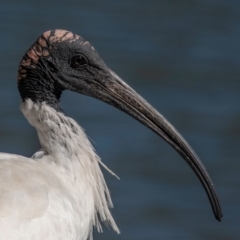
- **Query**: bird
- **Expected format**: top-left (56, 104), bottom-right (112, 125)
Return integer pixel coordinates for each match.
top-left (0, 29), bottom-right (222, 240)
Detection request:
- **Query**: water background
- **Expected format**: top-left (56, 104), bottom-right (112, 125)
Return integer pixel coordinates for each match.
top-left (0, 1), bottom-right (240, 239)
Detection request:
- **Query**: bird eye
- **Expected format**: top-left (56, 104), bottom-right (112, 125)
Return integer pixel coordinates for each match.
top-left (71, 55), bottom-right (88, 68)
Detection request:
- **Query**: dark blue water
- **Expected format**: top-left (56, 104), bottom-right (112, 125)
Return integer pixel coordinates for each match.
top-left (0, 1), bottom-right (240, 239)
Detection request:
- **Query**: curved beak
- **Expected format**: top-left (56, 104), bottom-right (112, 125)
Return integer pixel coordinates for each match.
top-left (81, 68), bottom-right (222, 221)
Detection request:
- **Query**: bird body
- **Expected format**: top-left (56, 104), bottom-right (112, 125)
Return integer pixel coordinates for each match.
top-left (0, 29), bottom-right (222, 240)
top-left (0, 100), bottom-right (118, 240)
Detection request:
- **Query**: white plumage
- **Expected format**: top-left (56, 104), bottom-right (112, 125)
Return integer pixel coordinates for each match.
top-left (0, 99), bottom-right (118, 240)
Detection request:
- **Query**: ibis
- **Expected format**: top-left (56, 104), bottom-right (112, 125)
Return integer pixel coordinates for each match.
top-left (0, 29), bottom-right (222, 240)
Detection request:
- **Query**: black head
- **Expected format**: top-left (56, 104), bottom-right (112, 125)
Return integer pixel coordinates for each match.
top-left (18, 29), bottom-right (110, 110)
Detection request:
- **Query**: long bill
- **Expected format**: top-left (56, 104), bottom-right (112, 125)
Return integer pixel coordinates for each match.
top-left (86, 69), bottom-right (222, 221)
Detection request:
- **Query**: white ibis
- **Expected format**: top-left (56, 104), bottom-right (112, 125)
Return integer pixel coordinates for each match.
top-left (0, 29), bottom-right (222, 240)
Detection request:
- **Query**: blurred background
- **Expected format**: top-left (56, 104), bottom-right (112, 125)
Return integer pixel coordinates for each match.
top-left (0, 0), bottom-right (239, 239)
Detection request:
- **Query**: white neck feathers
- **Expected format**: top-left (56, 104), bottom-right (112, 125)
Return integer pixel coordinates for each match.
top-left (21, 99), bottom-right (119, 237)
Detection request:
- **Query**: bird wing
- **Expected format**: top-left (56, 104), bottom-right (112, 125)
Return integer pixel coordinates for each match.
top-left (0, 153), bottom-right (82, 240)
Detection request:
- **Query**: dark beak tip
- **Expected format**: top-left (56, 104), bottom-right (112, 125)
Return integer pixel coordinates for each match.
top-left (216, 213), bottom-right (223, 222)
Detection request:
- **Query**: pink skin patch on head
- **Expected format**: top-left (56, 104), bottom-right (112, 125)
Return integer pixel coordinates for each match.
top-left (27, 48), bottom-right (39, 62)
top-left (42, 30), bottom-right (51, 39)
top-left (42, 29), bottom-right (80, 43)
top-left (21, 59), bottom-right (31, 67)
top-left (42, 49), bottom-right (49, 57)
top-left (33, 43), bottom-right (42, 57)
top-left (54, 29), bottom-right (70, 39)
top-left (38, 37), bottom-right (47, 47)
top-left (18, 29), bottom-right (83, 81)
